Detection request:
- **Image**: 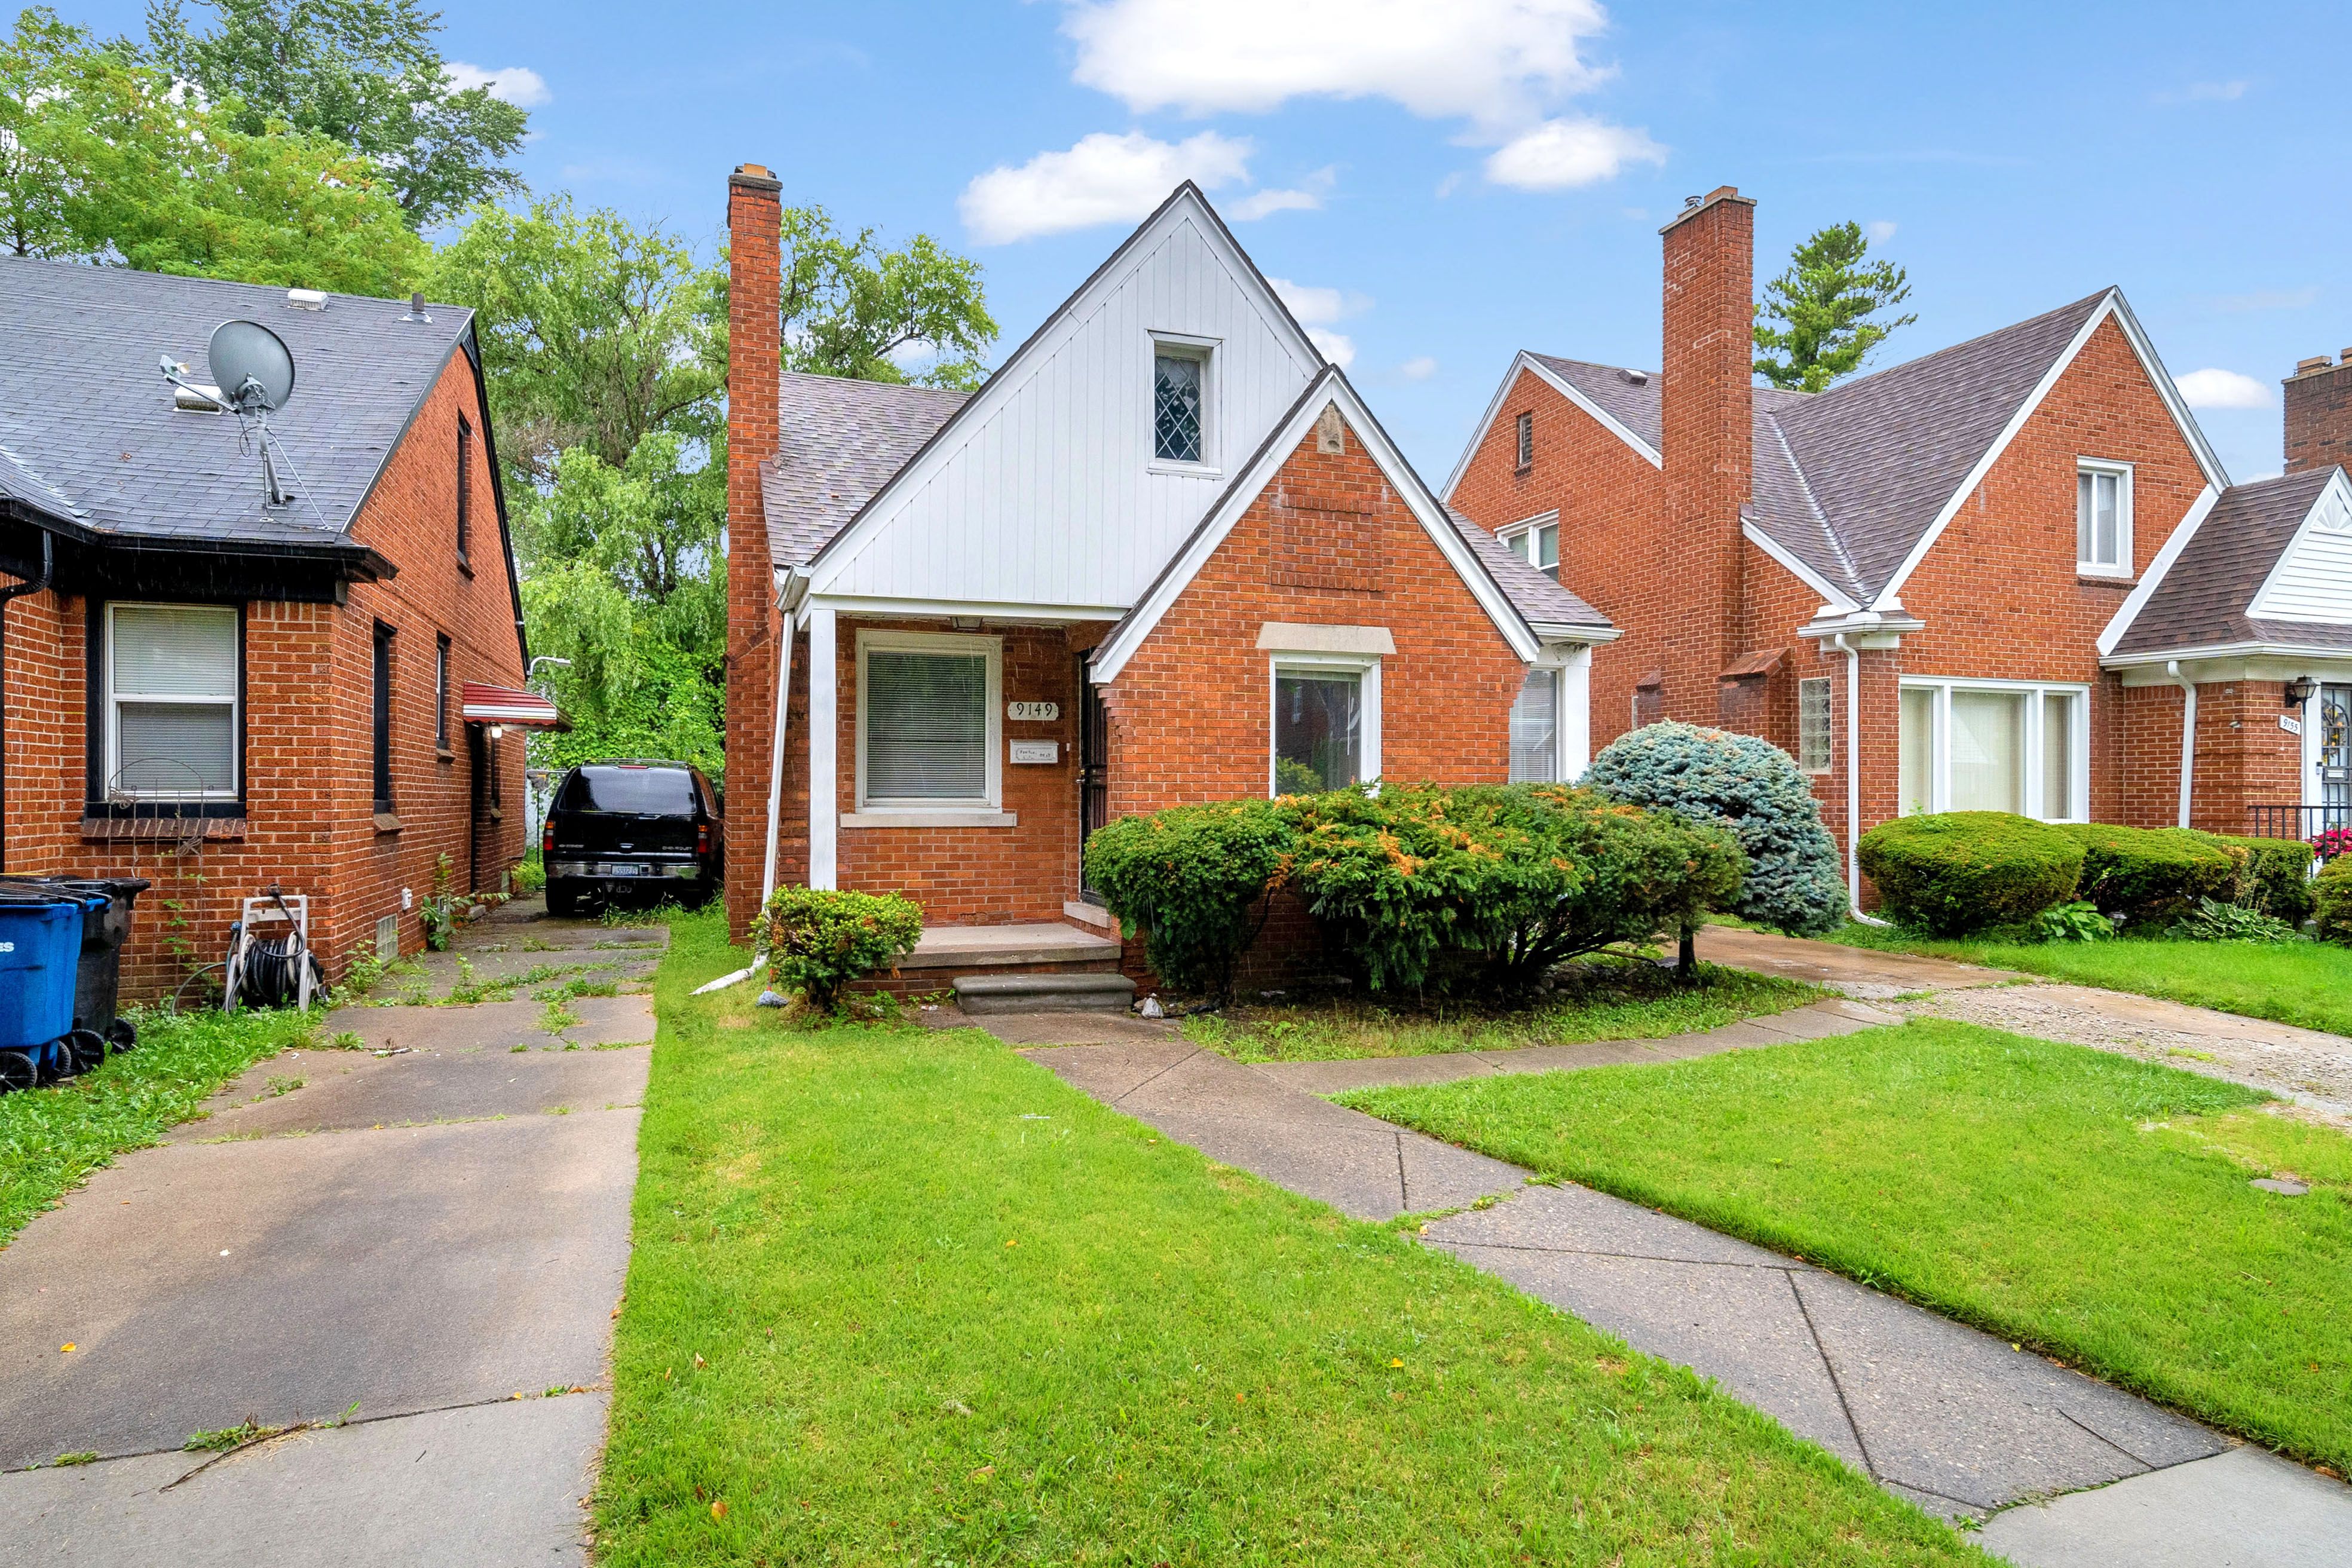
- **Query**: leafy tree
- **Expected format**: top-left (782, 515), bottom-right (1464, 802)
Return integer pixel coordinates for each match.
top-left (141, 0), bottom-right (528, 229)
top-left (2, 7), bottom-right (425, 293)
top-left (1751, 221), bottom-right (1915, 393)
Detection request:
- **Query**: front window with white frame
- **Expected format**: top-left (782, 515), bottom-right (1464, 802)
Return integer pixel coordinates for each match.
top-left (1272, 656), bottom-right (1379, 795)
top-left (105, 602), bottom-right (239, 800)
top-left (1509, 667), bottom-right (1559, 783)
top-left (1502, 512), bottom-right (1560, 579)
top-left (856, 630), bottom-right (1002, 810)
top-left (1898, 678), bottom-right (2087, 820)
top-left (2076, 460), bottom-right (2133, 575)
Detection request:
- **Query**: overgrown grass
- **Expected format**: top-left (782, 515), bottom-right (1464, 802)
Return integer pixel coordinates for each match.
top-left (1824, 921), bottom-right (2352, 1037)
top-left (592, 908), bottom-right (1987, 1565)
top-left (0, 1004), bottom-right (315, 1244)
top-left (1342, 1021), bottom-right (2352, 1472)
top-left (1185, 957), bottom-right (1821, 1062)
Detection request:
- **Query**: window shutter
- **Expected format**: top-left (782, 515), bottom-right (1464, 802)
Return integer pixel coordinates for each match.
top-left (866, 650), bottom-right (988, 801)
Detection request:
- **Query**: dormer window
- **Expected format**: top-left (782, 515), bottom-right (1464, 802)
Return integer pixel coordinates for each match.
top-left (1153, 348), bottom-right (1205, 463)
top-left (2077, 459), bottom-right (2132, 575)
top-left (1503, 512), bottom-right (1560, 579)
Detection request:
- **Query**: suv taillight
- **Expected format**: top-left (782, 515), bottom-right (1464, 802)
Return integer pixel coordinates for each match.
top-left (542, 819), bottom-right (555, 855)
top-left (696, 822), bottom-right (711, 856)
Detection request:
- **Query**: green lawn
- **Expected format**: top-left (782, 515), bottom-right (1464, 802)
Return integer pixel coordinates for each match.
top-left (593, 908), bottom-right (1987, 1566)
top-left (1822, 921), bottom-right (2352, 1037)
top-left (0, 1004), bottom-right (314, 1244)
top-left (1342, 1021), bottom-right (2352, 1472)
top-left (1184, 958), bottom-right (1820, 1063)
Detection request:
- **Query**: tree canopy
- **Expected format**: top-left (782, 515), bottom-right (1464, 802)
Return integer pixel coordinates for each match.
top-left (1751, 221), bottom-right (1916, 393)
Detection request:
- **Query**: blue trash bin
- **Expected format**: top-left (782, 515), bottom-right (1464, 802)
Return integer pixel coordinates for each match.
top-left (0, 895), bottom-right (85, 1052)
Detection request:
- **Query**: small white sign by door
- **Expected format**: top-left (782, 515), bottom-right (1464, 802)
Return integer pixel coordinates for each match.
top-left (2281, 714), bottom-right (2303, 736)
top-left (1007, 701), bottom-right (1060, 722)
top-left (1009, 740), bottom-right (1059, 765)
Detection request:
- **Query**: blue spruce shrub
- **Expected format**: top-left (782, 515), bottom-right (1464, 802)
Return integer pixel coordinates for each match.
top-left (1584, 720), bottom-right (1846, 935)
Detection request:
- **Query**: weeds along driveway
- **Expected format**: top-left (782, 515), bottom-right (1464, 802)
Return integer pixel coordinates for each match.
top-left (0, 900), bottom-right (658, 1567)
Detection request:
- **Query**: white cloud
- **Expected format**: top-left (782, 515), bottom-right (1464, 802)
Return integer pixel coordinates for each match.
top-left (2175, 368), bottom-right (2272, 409)
top-left (2174, 79), bottom-right (2249, 103)
top-left (2212, 286), bottom-right (2319, 313)
top-left (1484, 118), bottom-right (1664, 190)
top-left (1269, 276), bottom-right (1365, 368)
top-left (1229, 165), bottom-right (1337, 220)
top-left (1306, 329), bottom-right (1356, 368)
top-left (1865, 219), bottom-right (1897, 244)
top-left (958, 131), bottom-right (1253, 244)
top-left (1399, 356), bottom-right (1438, 380)
top-left (445, 62), bottom-right (550, 108)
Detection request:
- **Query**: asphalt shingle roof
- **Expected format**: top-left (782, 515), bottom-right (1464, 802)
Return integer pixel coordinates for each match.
top-left (761, 372), bottom-right (971, 568)
top-left (1445, 506), bottom-right (1612, 631)
top-left (0, 256), bottom-right (477, 556)
top-left (2112, 467), bottom-right (2352, 656)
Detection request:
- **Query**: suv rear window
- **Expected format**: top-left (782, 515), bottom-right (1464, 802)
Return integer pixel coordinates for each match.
top-left (560, 765), bottom-right (697, 815)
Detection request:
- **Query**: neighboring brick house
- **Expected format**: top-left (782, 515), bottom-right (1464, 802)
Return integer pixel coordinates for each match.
top-left (722, 172), bottom-right (1615, 991)
top-left (0, 260), bottom-right (552, 1000)
top-left (1448, 185), bottom-right (2352, 910)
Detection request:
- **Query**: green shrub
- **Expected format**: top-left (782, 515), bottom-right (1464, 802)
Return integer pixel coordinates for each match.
top-left (755, 887), bottom-right (923, 1011)
top-left (2191, 832), bottom-right (2317, 924)
top-left (2060, 823), bottom-right (2240, 927)
top-left (1857, 812), bottom-right (2084, 936)
top-left (2034, 901), bottom-right (2115, 943)
top-left (1081, 800), bottom-right (1294, 1000)
top-left (2173, 897), bottom-right (2304, 945)
top-left (2317, 855), bottom-right (2352, 945)
top-left (1284, 784), bottom-right (1743, 994)
top-left (1584, 721), bottom-right (1845, 935)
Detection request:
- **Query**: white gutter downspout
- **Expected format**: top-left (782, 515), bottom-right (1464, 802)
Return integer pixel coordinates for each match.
top-left (2167, 659), bottom-right (2197, 829)
top-left (1832, 633), bottom-right (1890, 926)
top-left (693, 576), bottom-right (800, 997)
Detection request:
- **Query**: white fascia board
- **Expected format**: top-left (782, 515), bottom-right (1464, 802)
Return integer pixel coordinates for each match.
top-left (1440, 352), bottom-right (1662, 500)
top-left (1532, 621), bottom-right (1623, 644)
top-left (804, 185), bottom-right (1325, 599)
top-left (2247, 467), bottom-right (2352, 620)
top-left (1744, 519), bottom-right (1859, 613)
top-left (1093, 373), bottom-right (1541, 682)
top-left (1872, 290), bottom-right (2233, 611)
top-left (2103, 639), bottom-right (2352, 669)
top-left (802, 593), bottom-right (1129, 624)
top-left (2097, 482), bottom-right (2219, 657)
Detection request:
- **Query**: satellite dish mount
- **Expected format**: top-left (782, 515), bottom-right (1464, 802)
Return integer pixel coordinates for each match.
top-left (159, 318), bottom-right (308, 513)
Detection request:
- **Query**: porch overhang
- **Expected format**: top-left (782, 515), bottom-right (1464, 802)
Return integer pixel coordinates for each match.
top-left (461, 681), bottom-right (567, 730)
top-left (2103, 643), bottom-right (2352, 687)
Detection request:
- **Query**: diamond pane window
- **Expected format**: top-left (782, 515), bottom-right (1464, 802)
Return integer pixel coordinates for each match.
top-left (1153, 352), bottom-right (1203, 463)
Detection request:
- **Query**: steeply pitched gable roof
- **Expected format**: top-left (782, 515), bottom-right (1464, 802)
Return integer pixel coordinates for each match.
top-left (2109, 467), bottom-right (2352, 657)
top-left (762, 373), bottom-right (969, 567)
top-left (0, 256), bottom-right (479, 562)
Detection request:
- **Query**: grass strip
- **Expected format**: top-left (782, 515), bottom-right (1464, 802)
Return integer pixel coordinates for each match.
top-left (1342, 1021), bottom-right (2352, 1473)
top-left (590, 909), bottom-right (1986, 1564)
top-left (0, 1004), bottom-right (314, 1244)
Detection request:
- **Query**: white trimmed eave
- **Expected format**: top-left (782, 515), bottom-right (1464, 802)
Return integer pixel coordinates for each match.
top-left (1441, 351), bottom-right (1661, 500)
top-left (1798, 604), bottom-right (1926, 650)
top-left (1093, 370), bottom-right (1543, 683)
top-left (795, 592), bottom-right (1129, 627)
top-left (2103, 641), bottom-right (2352, 685)
top-left (1533, 621), bottom-right (1622, 644)
top-left (1869, 289), bottom-right (2232, 612)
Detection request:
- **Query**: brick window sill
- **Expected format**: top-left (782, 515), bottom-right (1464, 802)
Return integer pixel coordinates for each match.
top-left (81, 816), bottom-right (246, 843)
top-left (2076, 572), bottom-right (2135, 587)
top-left (374, 812), bottom-right (403, 834)
top-left (839, 809), bottom-right (1018, 829)
top-left (436, 747), bottom-right (456, 763)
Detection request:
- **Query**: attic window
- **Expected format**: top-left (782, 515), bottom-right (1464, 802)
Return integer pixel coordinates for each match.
top-left (2076, 460), bottom-right (2132, 575)
top-left (1514, 411), bottom-right (1533, 471)
top-left (457, 416), bottom-right (474, 566)
top-left (1153, 348), bottom-right (1206, 464)
top-left (1504, 513), bottom-right (1560, 579)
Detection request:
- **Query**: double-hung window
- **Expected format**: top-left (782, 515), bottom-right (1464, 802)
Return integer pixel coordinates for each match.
top-left (857, 630), bottom-right (1002, 811)
top-left (2076, 460), bottom-right (2132, 575)
top-left (1509, 667), bottom-right (1560, 783)
top-left (1503, 512), bottom-right (1560, 579)
top-left (1272, 657), bottom-right (1380, 795)
top-left (105, 603), bottom-right (238, 800)
top-left (1151, 339), bottom-right (1211, 465)
top-left (1898, 678), bottom-right (2086, 821)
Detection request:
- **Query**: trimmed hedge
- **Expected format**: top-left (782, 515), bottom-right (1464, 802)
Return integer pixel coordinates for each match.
top-left (2317, 853), bottom-right (2352, 945)
top-left (2060, 823), bottom-right (2240, 927)
top-left (1856, 812), bottom-right (2085, 936)
top-left (1080, 800), bottom-right (1294, 1001)
top-left (756, 886), bottom-right (923, 1011)
top-left (2190, 832), bottom-right (2318, 926)
top-left (1584, 721), bottom-right (1846, 935)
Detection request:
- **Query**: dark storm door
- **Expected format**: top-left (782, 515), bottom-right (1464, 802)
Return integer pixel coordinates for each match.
top-left (1077, 657), bottom-right (1110, 903)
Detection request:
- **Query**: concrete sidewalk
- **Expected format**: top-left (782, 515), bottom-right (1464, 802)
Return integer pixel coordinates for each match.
top-left (0, 902), bottom-right (660, 1565)
top-left (1016, 1003), bottom-right (2352, 1563)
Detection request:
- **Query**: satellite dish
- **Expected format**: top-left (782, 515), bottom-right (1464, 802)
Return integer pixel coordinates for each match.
top-left (207, 319), bottom-right (296, 414)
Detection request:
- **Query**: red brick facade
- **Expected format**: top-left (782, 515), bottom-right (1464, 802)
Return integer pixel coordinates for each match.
top-left (0, 349), bottom-right (527, 1000)
top-left (723, 165), bottom-right (786, 939)
top-left (2284, 353), bottom-right (2352, 476)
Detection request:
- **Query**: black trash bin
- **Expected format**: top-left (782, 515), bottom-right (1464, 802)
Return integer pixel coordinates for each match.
top-left (0, 875), bottom-right (149, 1048)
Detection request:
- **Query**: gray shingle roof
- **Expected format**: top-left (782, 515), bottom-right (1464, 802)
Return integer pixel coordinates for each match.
top-left (2112, 468), bottom-right (2352, 656)
top-left (0, 256), bottom-right (477, 557)
top-left (1529, 292), bottom-right (2115, 604)
top-left (1445, 505), bottom-right (1612, 632)
top-left (761, 372), bottom-right (969, 567)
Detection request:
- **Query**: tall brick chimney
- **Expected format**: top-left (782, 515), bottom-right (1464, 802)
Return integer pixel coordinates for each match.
top-left (1658, 185), bottom-right (1756, 722)
top-left (724, 163), bottom-right (784, 939)
top-left (2284, 350), bottom-right (2352, 474)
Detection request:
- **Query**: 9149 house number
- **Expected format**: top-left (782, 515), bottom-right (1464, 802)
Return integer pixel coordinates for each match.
top-left (1007, 701), bottom-right (1059, 722)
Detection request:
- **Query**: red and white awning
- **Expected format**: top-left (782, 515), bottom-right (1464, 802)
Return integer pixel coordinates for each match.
top-left (461, 681), bottom-right (566, 730)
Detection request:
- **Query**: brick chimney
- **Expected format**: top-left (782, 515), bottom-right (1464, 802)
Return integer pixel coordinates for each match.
top-left (1658, 185), bottom-right (1756, 722)
top-left (2284, 350), bottom-right (2352, 474)
top-left (725, 163), bottom-right (783, 939)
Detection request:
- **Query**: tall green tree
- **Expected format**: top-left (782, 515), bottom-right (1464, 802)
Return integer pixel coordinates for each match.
top-left (1752, 221), bottom-right (1916, 393)
top-left (1, 7), bottom-right (425, 293)
top-left (142, 0), bottom-right (528, 229)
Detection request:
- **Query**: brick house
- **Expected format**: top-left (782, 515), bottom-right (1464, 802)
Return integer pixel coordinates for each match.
top-left (0, 259), bottom-right (552, 999)
top-left (722, 170), bottom-right (1615, 992)
top-left (1447, 185), bottom-right (2352, 911)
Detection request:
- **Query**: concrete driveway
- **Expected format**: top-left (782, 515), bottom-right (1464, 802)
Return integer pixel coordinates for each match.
top-left (0, 903), bottom-right (658, 1565)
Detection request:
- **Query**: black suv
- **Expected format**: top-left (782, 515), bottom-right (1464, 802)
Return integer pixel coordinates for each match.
top-left (542, 761), bottom-right (723, 915)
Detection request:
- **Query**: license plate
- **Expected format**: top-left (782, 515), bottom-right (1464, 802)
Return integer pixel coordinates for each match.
top-left (605, 863), bottom-right (645, 877)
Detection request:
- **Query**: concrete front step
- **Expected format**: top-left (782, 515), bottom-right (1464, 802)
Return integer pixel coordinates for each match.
top-left (954, 972), bottom-right (1137, 1015)
top-left (901, 921), bottom-right (1122, 972)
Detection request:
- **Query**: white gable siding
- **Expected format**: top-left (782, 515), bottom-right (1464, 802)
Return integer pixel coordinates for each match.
top-left (2249, 476), bottom-right (2352, 624)
top-left (812, 206), bottom-right (1320, 607)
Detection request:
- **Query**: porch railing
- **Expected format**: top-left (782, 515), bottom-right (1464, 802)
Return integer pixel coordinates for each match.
top-left (2246, 803), bottom-right (2352, 843)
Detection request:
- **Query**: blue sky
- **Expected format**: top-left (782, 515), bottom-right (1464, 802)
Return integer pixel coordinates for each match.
top-left (79, 1), bottom-right (2352, 482)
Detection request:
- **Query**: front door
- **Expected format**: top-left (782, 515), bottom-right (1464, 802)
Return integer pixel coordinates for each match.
top-left (1077, 657), bottom-right (1109, 902)
top-left (2322, 684), bottom-right (2351, 834)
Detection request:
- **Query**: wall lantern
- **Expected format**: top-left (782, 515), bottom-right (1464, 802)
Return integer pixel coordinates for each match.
top-left (2284, 676), bottom-right (2318, 708)
top-left (488, 724), bottom-right (505, 740)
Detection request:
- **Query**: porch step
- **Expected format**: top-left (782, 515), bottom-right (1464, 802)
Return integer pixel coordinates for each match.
top-left (899, 921), bottom-right (1121, 971)
top-left (954, 972), bottom-right (1138, 1015)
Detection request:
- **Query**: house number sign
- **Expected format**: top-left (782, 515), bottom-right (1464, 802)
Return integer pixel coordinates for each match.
top-left (1007, 701), bottom-right (1059, 722)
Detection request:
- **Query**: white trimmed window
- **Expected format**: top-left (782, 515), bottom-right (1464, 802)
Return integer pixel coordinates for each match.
top-left (2076, 459), bottom-right (2133, 575)
top-left (1271, 656), bottom-right (1380, 795)
top-left (1509, 667), bottom-right (1560, 783)
top-left (1797, 677), bottom-right (1832, 773)
top-left (1514, 411), bottom-right (1533, 471)
top-left (1150, 333), bottom-right (1216, 467)
top-left (106, 602), bottom-right (239, 799)
top-left (1502, 512), bottom-right (1560, 579)
top-left (1898, 678), bottom-right (2087, 821)
top-left (856, 630), bottom-right (1002, 810)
